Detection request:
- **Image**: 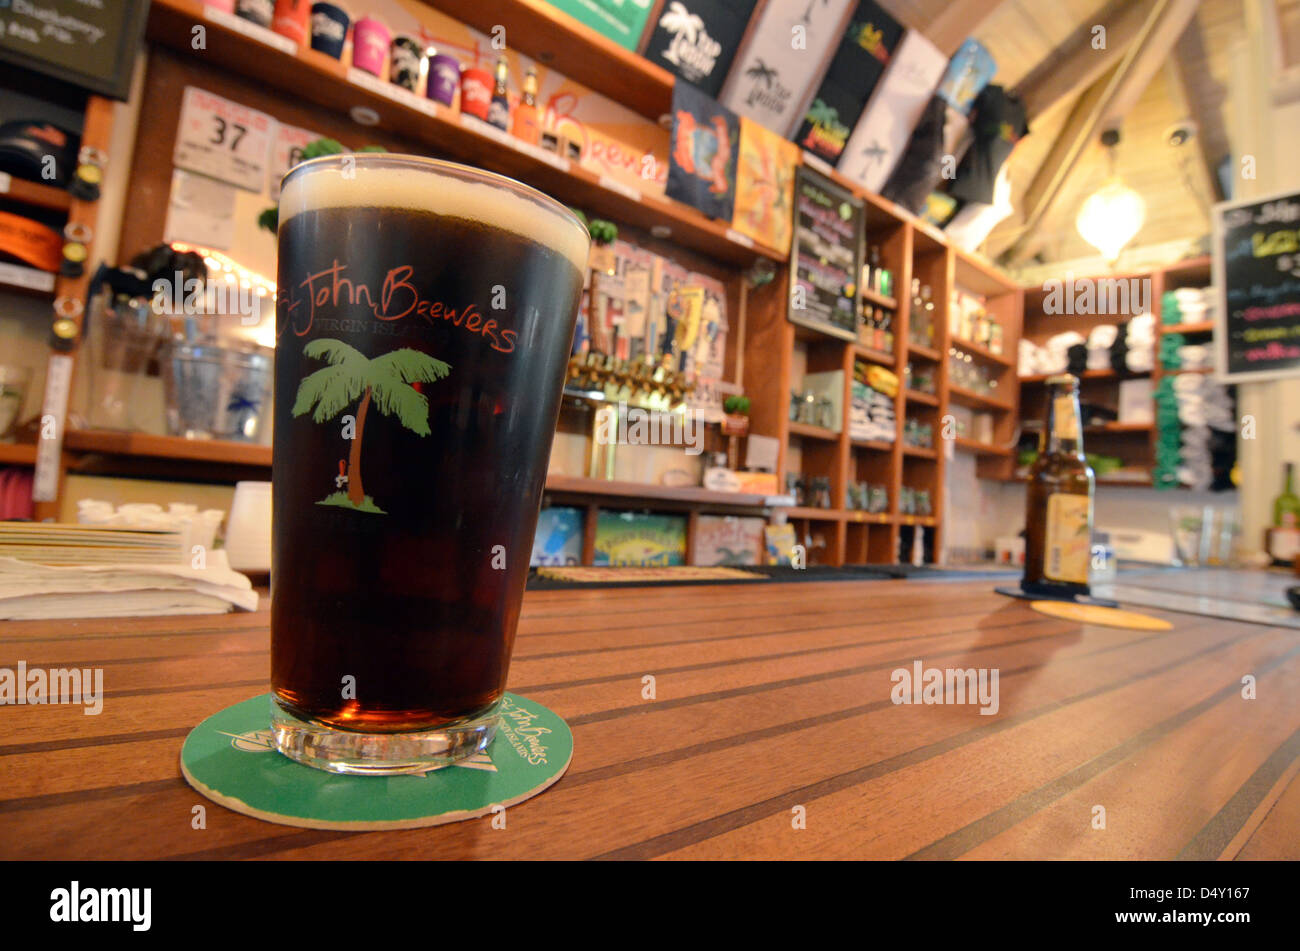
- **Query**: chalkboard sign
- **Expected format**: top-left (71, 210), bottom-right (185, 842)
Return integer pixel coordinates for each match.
top-left (0, 0), bottom-right (150, 100)
top-left (788, 166), bottom-right (862, 342)
top-left (1212, 188), bottom-right (1300, 382)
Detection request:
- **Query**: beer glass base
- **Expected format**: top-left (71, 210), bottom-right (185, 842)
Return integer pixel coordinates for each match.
top-left (269, 697), bottom-right (501, 776)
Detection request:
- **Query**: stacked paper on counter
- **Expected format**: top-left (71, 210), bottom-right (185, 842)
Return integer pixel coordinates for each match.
top-left (0, 522), bottom-right (186, 565)
top-left (0, 550), bottom-right (257, 619)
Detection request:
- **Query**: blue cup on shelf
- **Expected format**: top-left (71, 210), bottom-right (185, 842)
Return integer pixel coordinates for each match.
top-left (309, 2), bottom-right (349, 60)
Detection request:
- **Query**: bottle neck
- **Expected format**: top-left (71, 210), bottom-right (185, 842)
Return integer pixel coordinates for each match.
top-left (1042, 386), bottom-right (1084, 458)
top-left (1285, 463), bottom-right (1295, 496)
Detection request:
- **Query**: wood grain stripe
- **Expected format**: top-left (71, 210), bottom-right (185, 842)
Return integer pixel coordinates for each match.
top-left (1178, 725), bottom-right (1300, 860)
top-left (903, 646), bottom-right (1300, 859)
top-left (0, 778), bottom-right (182, 813)
top-left (593, 633), bottom-right (1288, 860)
top-left (0, 727), bottom-right (192, 757)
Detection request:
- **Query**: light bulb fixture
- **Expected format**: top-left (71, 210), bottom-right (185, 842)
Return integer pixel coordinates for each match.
top-left (1075, 128), bottom-right (1146, 264)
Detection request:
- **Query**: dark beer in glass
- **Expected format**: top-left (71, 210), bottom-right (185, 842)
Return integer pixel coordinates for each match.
top-left (271, 155), bottom-right (588, 773)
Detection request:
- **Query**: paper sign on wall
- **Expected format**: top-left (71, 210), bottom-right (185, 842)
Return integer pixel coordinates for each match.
top-left (269, 123), bottom-right (321, 199)
top-left (174, 87), bottom-right (275, 193)
top-left (163, 169), bottom-right (238, 251)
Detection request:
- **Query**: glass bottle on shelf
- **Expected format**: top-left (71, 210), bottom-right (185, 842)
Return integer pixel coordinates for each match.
top-left (921, 284), bottom-right (935, 346)
top-left (512, 66), bottom-right (540, 144)
top-left (1268, 462), bottom-right (1300, 565)
top-left (488, 56), bottom-right (511, 131)
top-left (910, 279), bottom-right (923, 347)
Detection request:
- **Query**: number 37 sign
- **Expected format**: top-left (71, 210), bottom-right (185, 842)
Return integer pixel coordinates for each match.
top-left (174, 86), bottom-right (275, 192)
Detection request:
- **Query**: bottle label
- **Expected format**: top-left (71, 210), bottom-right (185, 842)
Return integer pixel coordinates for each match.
top-left (1045, 493), bottom-right (1090, 583)
top-left (1052, 396), bottom-right (1080, 441)
top-left (1269, 527), bottom-right (1300, 561)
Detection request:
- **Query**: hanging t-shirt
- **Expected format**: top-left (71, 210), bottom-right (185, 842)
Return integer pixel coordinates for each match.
top-left (948, 85), bottom-right (1028, 206)
top-left (642, 0), bottom-right (760, 97)
top-left (881, 95), bottom-right (948, 215)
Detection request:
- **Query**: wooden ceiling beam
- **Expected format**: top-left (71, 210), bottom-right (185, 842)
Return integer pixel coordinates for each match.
top-left (1013, 0), bottom-right (1157, 120)
top-left (999, 0), bottom-right (1203, 265)
top-left (1098, 0), bottom-right (1204, 128)
top-left (922, 0), bottom-right (1005, 56)
top-left (1166, 20), bottom-right (1227, 201)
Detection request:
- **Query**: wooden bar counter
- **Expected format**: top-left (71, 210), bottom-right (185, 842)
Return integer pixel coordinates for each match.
top-left (1, 578), bottom-right (1297, 859)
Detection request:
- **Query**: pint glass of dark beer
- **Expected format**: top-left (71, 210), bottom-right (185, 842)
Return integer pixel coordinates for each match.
top-left (271, 155), bottom-right (589, 773)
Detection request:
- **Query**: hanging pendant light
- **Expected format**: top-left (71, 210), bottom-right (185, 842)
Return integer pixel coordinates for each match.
top-left (1075, 128), bottom-right (1146, 264)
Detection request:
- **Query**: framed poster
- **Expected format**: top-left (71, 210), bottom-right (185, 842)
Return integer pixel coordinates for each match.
top-left (0, 0), bottom-right (149, 100)
top-left (1212, 188), bottom-right (1300, 382)
top-left (788, 165), bottom-right (862, 342)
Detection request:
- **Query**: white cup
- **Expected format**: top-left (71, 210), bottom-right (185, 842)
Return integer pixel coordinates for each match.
top-left (225, 481), bottom-right (272, 572)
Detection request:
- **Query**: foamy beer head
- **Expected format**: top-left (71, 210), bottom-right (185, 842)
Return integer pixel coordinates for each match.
top-left (279, 154), bottom-right (590, 274)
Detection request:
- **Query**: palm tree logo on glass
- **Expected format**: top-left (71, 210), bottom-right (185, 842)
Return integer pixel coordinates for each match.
top-left (291, 339), bottom-right (451, 514)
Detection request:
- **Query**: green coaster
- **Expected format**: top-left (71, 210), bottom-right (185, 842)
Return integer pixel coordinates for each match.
top-left (180, 693), bottom-right (573, 830)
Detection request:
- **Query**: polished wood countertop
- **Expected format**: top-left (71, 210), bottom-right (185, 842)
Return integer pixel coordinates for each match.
top-left (1, 578), bottom-right (1297, 859)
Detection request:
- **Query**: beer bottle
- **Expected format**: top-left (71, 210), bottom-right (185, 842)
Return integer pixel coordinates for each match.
top-left (1022, 374), bottom-right (1095, 597)
top-left (488, 56), bottom-right (511, 131)
top-left (512, 66), bottom-right (540, 144)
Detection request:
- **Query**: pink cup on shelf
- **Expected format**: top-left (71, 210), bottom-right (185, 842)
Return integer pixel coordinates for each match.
top-left (351, 16), bottom-right (391, 77)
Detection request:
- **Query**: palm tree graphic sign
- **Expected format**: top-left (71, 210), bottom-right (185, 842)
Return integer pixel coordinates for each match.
top-left (291, 339), bottom-right (451, 514)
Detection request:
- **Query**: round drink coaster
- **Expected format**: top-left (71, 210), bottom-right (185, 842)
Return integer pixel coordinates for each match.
top-left (180, 693), bottom-right (572, 830)
top-left (1029, 600), bottom-right (1173, 631)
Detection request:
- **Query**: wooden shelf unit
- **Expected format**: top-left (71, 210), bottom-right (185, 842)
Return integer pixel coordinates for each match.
top-left (1013, 256), bottom-right (1217, 487)
top-left (748, 185), bottom-right (1022, 568)
top-left (144, 0), bottom-right (779, 269)
top-left (1, 0), bottom-right (1028, 572)
top-left (429, 0), bottom-right (673, 122)
top-left (0, 178), bottom-right (73, 213)
top-left (0, 443), bottom-right (38, 466)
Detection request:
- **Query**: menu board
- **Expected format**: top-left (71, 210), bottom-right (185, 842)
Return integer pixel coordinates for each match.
top-left (1212, 189), bottom-right (1300, 382)
top-left (788, 166), bottom-right (862, 341)
top-left (0, 0), bottom-right (149, 99)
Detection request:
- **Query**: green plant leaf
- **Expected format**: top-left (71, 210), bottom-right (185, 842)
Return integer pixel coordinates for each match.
top-left (303, 338), bottom-right (367, 369)
top-left (369, 348), bottom-right (452, 384)
top-left (292, 365), bottom-right (365, 422)
top-left (370, 376), bottom-right (431, 437)
top-left (301, 138), bottom-right (345, 161)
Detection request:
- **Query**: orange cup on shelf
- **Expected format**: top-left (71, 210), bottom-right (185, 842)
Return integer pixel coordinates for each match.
top-left (271, 0), bottom-right (311, 44)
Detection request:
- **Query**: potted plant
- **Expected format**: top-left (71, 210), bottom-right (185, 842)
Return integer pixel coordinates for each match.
top-left (722, 394), bottom-right (750, 436)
